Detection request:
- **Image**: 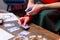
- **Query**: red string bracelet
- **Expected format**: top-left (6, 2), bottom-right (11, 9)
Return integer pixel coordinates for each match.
top-left (24, 13), bottom-right (32, 20)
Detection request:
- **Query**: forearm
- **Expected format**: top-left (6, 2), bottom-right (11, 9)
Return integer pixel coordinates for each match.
top-left (28, 0), bottom-right (34, 4)
top-left (44, 2), bottom-right (60, 9)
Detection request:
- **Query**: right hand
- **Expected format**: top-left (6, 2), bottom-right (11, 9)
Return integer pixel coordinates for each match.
top-left (19, 3), bottom-right (34, 25)
top-left (19, 14), bottom-right (31, 26)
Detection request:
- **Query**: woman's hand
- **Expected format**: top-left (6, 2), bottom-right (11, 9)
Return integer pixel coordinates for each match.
top-left (27, 4), bottom-right (45, 15)
top-left (19, 14), bottom-right (31, 25)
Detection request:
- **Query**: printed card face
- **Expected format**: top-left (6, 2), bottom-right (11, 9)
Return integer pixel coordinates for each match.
top-left (3, 23), bottom-right (15, 27)
top-left (20, 24), bottom-right (30, 29)
top-left (3, 13), bottom-right (18, 22)
top-left (25, 7), bottom-right (32, 12)
top-left (18, 30), bottom-right (30, 37)
top-left (8, 27), bottom-right (20, 32)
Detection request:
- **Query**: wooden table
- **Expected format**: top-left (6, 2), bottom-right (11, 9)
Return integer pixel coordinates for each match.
top-left (29, 23), bottom-right (60, 40)
top-left (0, 23), bottom-right (60, 40)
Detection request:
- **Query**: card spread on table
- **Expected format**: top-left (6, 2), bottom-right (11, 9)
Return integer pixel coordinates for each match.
top-left (18, 30), bottom-right (30, 37)
top-left (8, 27), bottom-right (20, 32)
top-left (3, 13), bottom-right (18, 22)
top-left (0, 28), bottom-right (14, 40)
top-left (3, 23), bottom-right (15, 27)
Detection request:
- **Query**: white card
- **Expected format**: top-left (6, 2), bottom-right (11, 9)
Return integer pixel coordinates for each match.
top-left (3, 13), bottom-right (18, 22)
top-left (0, 28), bottom-right (14, 40)
top-left (8, 27), bottom-right (20, 32)
top-left (18, 30), bottom-right (30, 37)
top-left (3, 23), bottom-right (15, 27)
top-left (20, 24), bottom-right (30, 29)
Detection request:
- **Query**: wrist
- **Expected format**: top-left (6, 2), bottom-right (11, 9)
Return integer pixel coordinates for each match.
top-left (28, 0), bottom-right (34, 4)
top-left (43, 4), bottom-right (49, 9)
top-left (24, 13), bottom-right (31, 17)
top-left (28, 3), bottom-right (34, 6)
top-left (28, 2), bottom-right (34, 4)
top-left (39, 4), bottom-right (48, 9)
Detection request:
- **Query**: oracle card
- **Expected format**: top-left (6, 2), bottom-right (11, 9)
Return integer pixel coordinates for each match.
top-left (20, 24), bottom-right (30, 29)
top-left (3, 13), bottom-right (18, 22)
top-left (8, 27), bottom-right (20, 32)
top-left (3, 23), bottom-right (15, 27)
top-left (18, 30), bottom-right (30, 37)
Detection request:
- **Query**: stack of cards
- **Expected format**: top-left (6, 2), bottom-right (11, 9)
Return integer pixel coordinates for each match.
top-left (25, 7), bottom-right (32, 12)
top-left (2, 13), bottom-right (20, 33)
top-left (3, 22), bottom-right (20, 33)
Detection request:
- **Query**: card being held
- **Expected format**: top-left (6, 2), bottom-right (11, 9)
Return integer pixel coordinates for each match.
top-left (25, 7), bottom-right (32, 12)
top-left (8, 27), bottom-right (20, 32)
top-left (20, 24), bottom-right (30, 29)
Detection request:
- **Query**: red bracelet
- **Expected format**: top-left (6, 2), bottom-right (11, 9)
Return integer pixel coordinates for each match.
top-left (24, 14), bottom-right (31, 17)
top-left (24, 14), bottom-right (32, 20)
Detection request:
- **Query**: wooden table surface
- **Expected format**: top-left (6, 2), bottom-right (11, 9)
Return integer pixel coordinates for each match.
top-left (0, 23), bottom-right (60, 40)
top-left (29, 23), bottom-right (60, 40)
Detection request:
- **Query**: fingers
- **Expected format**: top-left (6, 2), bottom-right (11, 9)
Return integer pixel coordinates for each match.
top-left (19, 18), bottom-right (22, 25)
top-left (19, 16), bottom-right (30, 26)
top-left (27, 8), bottom-right (34, 15)
top-left (19, 17), bottom-right (24, 25)
top-left (27, 6), bottom-right (37, 15)
top-left (27, 7), bottom-right (40, 15)
top-left (24, 18), bottom-right (28, 26)
top-left (24, 17), bottom-right (30, 26)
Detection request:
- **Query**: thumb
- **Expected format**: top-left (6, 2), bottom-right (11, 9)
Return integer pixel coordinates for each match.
top-left (19, 17), bottom-right (24, 25)
top-left (23, 17), bottom-right (30, 26)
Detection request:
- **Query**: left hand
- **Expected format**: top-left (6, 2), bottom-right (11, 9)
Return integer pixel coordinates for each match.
top-left (27, 4), bottom-right (45, 15)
